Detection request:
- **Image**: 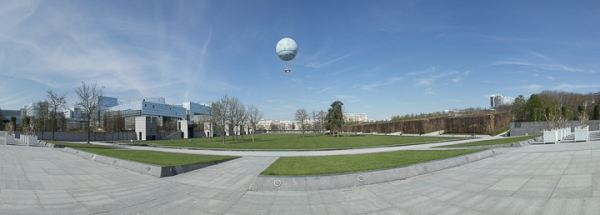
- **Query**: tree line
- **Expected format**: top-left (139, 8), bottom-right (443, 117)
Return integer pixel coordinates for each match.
top-left (207, 95), bottom-right (263, 144)
top-left (292, 100), bottom-right (345, 137)
top-left (2, 82), bottom-right (104, 143)
top-left (511, 90), bottom-right (600, 122)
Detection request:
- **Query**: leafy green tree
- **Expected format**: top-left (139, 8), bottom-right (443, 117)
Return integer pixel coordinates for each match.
top-left (561, 106), bottom-right (574, 120)
top-left (578, 105), bottom-right (586, 114)
top-left (9, 116), bottom-right (16, 129)
top-left (22, 117), bottom-right (30, 133)
top-left (526, 94), bottom-right (544, 121)
top-left (0, 107), bottom-right (3, 129)
top-left (511, 95), bottom-right (526, 121)
top-left (325, 101), bottom-right (344, 137)
top-left (594, 105), bottom-right (600, 120)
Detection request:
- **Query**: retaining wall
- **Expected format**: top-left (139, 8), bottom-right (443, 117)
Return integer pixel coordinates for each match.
top-left (61, 147), bottom-right (236, 177)
top-left (510, 120), bottom-right (600, 136)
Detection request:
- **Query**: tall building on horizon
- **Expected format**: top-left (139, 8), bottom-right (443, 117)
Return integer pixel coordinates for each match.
top-left (490, 94), bottom-right (515, 108)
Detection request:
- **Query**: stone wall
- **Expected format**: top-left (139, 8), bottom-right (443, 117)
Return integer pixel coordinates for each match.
top-left (12, 131), bottom-right (172, 142)
top-left (510, 120), bottom-right (600, 136)
top-left (343, 112), bottom-right (510, 134)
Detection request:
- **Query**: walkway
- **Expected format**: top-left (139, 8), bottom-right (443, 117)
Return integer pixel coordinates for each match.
top-left (0, 131), bottom-right (599, 214)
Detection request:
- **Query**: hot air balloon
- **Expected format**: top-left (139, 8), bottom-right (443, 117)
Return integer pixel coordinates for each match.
top-left (276, 37), bottom-right (298, 73)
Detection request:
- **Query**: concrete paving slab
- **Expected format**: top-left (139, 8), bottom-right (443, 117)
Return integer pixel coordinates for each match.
top-left (3, 132), bottom-right (600, 214)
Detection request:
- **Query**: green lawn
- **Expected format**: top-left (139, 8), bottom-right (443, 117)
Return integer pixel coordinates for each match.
top-left (261, 149), bottom-right (484, 175)
top-left (130, 133), bottom-right (459, 150)
top-left (48, 141), bottom-right (237, 166)
top-left (436, 135), bottom-right (540, 148)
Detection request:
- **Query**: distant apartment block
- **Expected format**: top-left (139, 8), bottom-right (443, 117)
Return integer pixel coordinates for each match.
top-left (490, 94), bottom-right (515, 108)
top-left (344, 113), bottom-right (369, 122)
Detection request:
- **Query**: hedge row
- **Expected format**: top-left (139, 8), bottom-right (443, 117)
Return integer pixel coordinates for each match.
top-left (343, 112), bottom-right (510, 134)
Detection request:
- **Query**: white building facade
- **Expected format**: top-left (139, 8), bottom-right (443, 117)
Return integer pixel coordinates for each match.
top-left (490, 94), bottom-right (515, 108)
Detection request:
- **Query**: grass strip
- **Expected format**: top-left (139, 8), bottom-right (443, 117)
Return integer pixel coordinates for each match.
top-left (261, 149), bottom-right (484, 175)
top-left (48, 141), bottom-right (237, 166)
top-left (131, 133), bottom-right (459, 150)
top-left (436, 135), bottom-right (540, 148)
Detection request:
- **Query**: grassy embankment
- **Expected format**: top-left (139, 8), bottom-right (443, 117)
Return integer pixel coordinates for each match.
top-left (261, 149), bottom-right (485, 175)
top-left (47, 141), bottom-right (237, 166)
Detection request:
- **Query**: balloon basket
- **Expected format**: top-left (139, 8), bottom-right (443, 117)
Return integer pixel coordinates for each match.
top-left (284, 68), bottom-right (291, 73)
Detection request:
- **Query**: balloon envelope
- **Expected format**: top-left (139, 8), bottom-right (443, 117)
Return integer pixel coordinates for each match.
top-left (276, 37), bottom-right (298, 61)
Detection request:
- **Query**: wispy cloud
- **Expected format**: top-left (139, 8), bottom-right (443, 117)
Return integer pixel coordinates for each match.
top-left (317, 87), bottom-right (331, 94)
top-left (424, 87), bottom-right (434, 95)
top-left (355, 77), bottom-right (403, 92)
top-left (415, 71), bottom-right (459, 86)
top-left (436, 34), bottom-right (526, 42)
top-left (491, 61), bottom-right (531, 66)
top-left (551, 84), bottom-right (600, 91)
top-left (335, 95), bottom-right (359, 102)
top-left (490, 51), bottom-right (587, 73)
top-left (407, 67), bottom-right (436, 76)
top-left (518, 84), bottom-right (543, 92)
top-left (302, 47), bottom-right (351, 69)
top-left (305, 54), bottom-right (351, 69)
top-left (0, 1), bottom-right (223, 104)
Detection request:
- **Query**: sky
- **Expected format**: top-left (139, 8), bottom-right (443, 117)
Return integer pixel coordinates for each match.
top-left (1, 0), bottom-right (599, 121)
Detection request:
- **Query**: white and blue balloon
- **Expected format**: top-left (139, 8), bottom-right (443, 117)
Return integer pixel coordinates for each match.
top-left (276, 37), bottom-right (297, 73)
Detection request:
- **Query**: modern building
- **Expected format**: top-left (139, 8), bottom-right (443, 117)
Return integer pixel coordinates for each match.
top-left (490, 94), bottom-right (515, 108)
top-left (101, 97), bottom-right (211, 133)
top-left (344, 113), bottom-right (369, 123)
top-left (23, 101), bottom-right (49, 117)
top-left (98, 96), bottom-right (118, 110)
top-left (1, 109), bottom-right (23, 126)
top-left (63, 107), bottom-right (83, 119)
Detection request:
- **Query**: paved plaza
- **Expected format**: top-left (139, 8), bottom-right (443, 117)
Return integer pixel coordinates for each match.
top-left (1, 132), bottom-right (600, 214)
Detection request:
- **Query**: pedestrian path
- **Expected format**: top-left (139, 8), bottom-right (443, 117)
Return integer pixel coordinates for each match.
top-left (2, 131), bottom-right (600, 214)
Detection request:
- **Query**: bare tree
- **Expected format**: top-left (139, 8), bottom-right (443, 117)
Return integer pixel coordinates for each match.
top-left (58, 113), bottom-right (67, 132)
top-left (247, 104), bottom-right (263, 142)
top-left (229, 97), bottom-right (246, 142)
top-left (206, 101), bottom-right (217, 142)
top-left (312, 110), bottom-right (325, 135)
top-left (33, 101), bottom-right (49, 139)
top-left (46, 90), bottom-right (68, 141)
top-left (237, 102), bottom-right (248, 141)
top-left (74, 82), bottom-right (104, 144)
top-left (214, 95), bottom-right (231, 144)
top-left (295, 108), bottom-right (309, 137)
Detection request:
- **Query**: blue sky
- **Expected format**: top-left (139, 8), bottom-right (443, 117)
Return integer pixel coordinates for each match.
top-left (1, 0), bottom-right (599, 120)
